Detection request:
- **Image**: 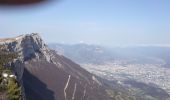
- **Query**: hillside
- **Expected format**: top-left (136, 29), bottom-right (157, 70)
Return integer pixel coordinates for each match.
top-left (49, 43), bottom-right (170, 100)
top-left (0, 33), bottom-right (141, 100)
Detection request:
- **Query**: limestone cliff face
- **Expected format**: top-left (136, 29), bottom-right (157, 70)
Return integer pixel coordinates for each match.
top-left (0, 33), bottom-right (53, 100)
top-left (0, 33), bottom-right (114, 100)
top-left (0, 33), bottom-right (51, 62)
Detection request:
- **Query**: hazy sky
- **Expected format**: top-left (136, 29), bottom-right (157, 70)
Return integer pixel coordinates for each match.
top-left (0, 0), bottom-right (170, 47)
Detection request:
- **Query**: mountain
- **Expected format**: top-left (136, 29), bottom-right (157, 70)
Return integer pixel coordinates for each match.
top-left (49, 43), bottom-right (115, 64)
top-left (0, 33), bottom-right (140, 100)
top-left (49, 43), bottom-right (170, 66)
top-left (49, 43), bottom-right (170, 100)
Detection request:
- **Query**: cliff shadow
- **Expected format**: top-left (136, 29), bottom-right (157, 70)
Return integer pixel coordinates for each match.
top-left (23, 68), bottom-right (55, 100)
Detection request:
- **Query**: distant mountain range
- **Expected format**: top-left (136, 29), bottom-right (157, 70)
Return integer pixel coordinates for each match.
top-left (49, 43), bottom-right (170, 67)
top-left (49, 43), bottom-right (115, 64)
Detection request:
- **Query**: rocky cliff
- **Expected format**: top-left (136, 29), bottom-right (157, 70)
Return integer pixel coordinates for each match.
top-left (0, 33), bottom-right (113, 100)
top-left (0, 33), bottom-right (140, 100)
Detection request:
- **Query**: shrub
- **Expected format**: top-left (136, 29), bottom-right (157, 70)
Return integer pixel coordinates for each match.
top-left (0, 49), bottom-right (22, 100)
top-left (7, 78), bottom-right (22, 100)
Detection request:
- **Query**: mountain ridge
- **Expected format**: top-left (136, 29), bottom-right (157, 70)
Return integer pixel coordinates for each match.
top-left (49, 43), bottom-right (170, 100)
top-left (0, 33), bottom-right (139, 100)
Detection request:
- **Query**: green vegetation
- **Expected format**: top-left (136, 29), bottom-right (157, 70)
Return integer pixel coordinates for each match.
top-left (0, 46), bottom-right (22, 100)
top-left (7, 78), bottom-right (22, 100)
top-left (106, 89), bottom-right (137, 100)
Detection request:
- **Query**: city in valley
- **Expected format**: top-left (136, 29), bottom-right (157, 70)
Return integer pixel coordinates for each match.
top-left (82, 61), bottom-right (170, 95)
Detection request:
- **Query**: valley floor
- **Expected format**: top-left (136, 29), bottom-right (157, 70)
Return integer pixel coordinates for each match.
top-left (82, 62), bottom-right (170, 95)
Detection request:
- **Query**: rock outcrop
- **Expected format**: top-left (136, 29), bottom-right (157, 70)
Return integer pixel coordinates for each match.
top-left (1, 33), bottom-right (147, 100)
top-left (0, 33), bottom-right (114, 100)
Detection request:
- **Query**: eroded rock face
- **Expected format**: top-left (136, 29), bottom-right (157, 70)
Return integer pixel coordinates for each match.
top-left (11, 60), bottom-right (26, 100)
top-left (0, 33), bottom-right (51, 62)
top-left (0, 33), bottom-right (51, 100)
top-left (1, 33), bottom-right (144, 100)
top-left (0, 33), bottom-right (114, 100)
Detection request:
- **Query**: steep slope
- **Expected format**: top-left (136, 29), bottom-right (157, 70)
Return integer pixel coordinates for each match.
top-left (0, 33), bottom-right (114, 100)
top-left (48, 43), bottom-right (170, 100)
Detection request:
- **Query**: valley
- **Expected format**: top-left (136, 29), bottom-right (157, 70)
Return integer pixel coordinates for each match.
top-left (1, 0), bottom-right (170, 99)
top-left (82, 62), bottom-right (170, 95)
top-left (49, 43), bottom-right (170, 100)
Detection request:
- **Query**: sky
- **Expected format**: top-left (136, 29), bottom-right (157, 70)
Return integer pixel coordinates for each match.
top-left (0, 0), bottom-right (170, 47)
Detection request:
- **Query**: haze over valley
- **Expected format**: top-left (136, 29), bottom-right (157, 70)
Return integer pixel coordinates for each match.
top-left (49, 43), bottom-right (170, 99)
top-left (1, 0), bottom-right (170, 100)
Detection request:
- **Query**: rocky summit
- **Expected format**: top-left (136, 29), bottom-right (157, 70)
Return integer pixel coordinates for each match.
top-left (0, 33), bottom-right (112, 100)
top-left (0, 33), bottom-right (142, 100)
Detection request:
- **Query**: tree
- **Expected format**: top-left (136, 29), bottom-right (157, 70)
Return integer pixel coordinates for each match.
top-left (7, 78), bottom-right (22, 100)
top-left (0, 48), bottom-right (22, 100)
